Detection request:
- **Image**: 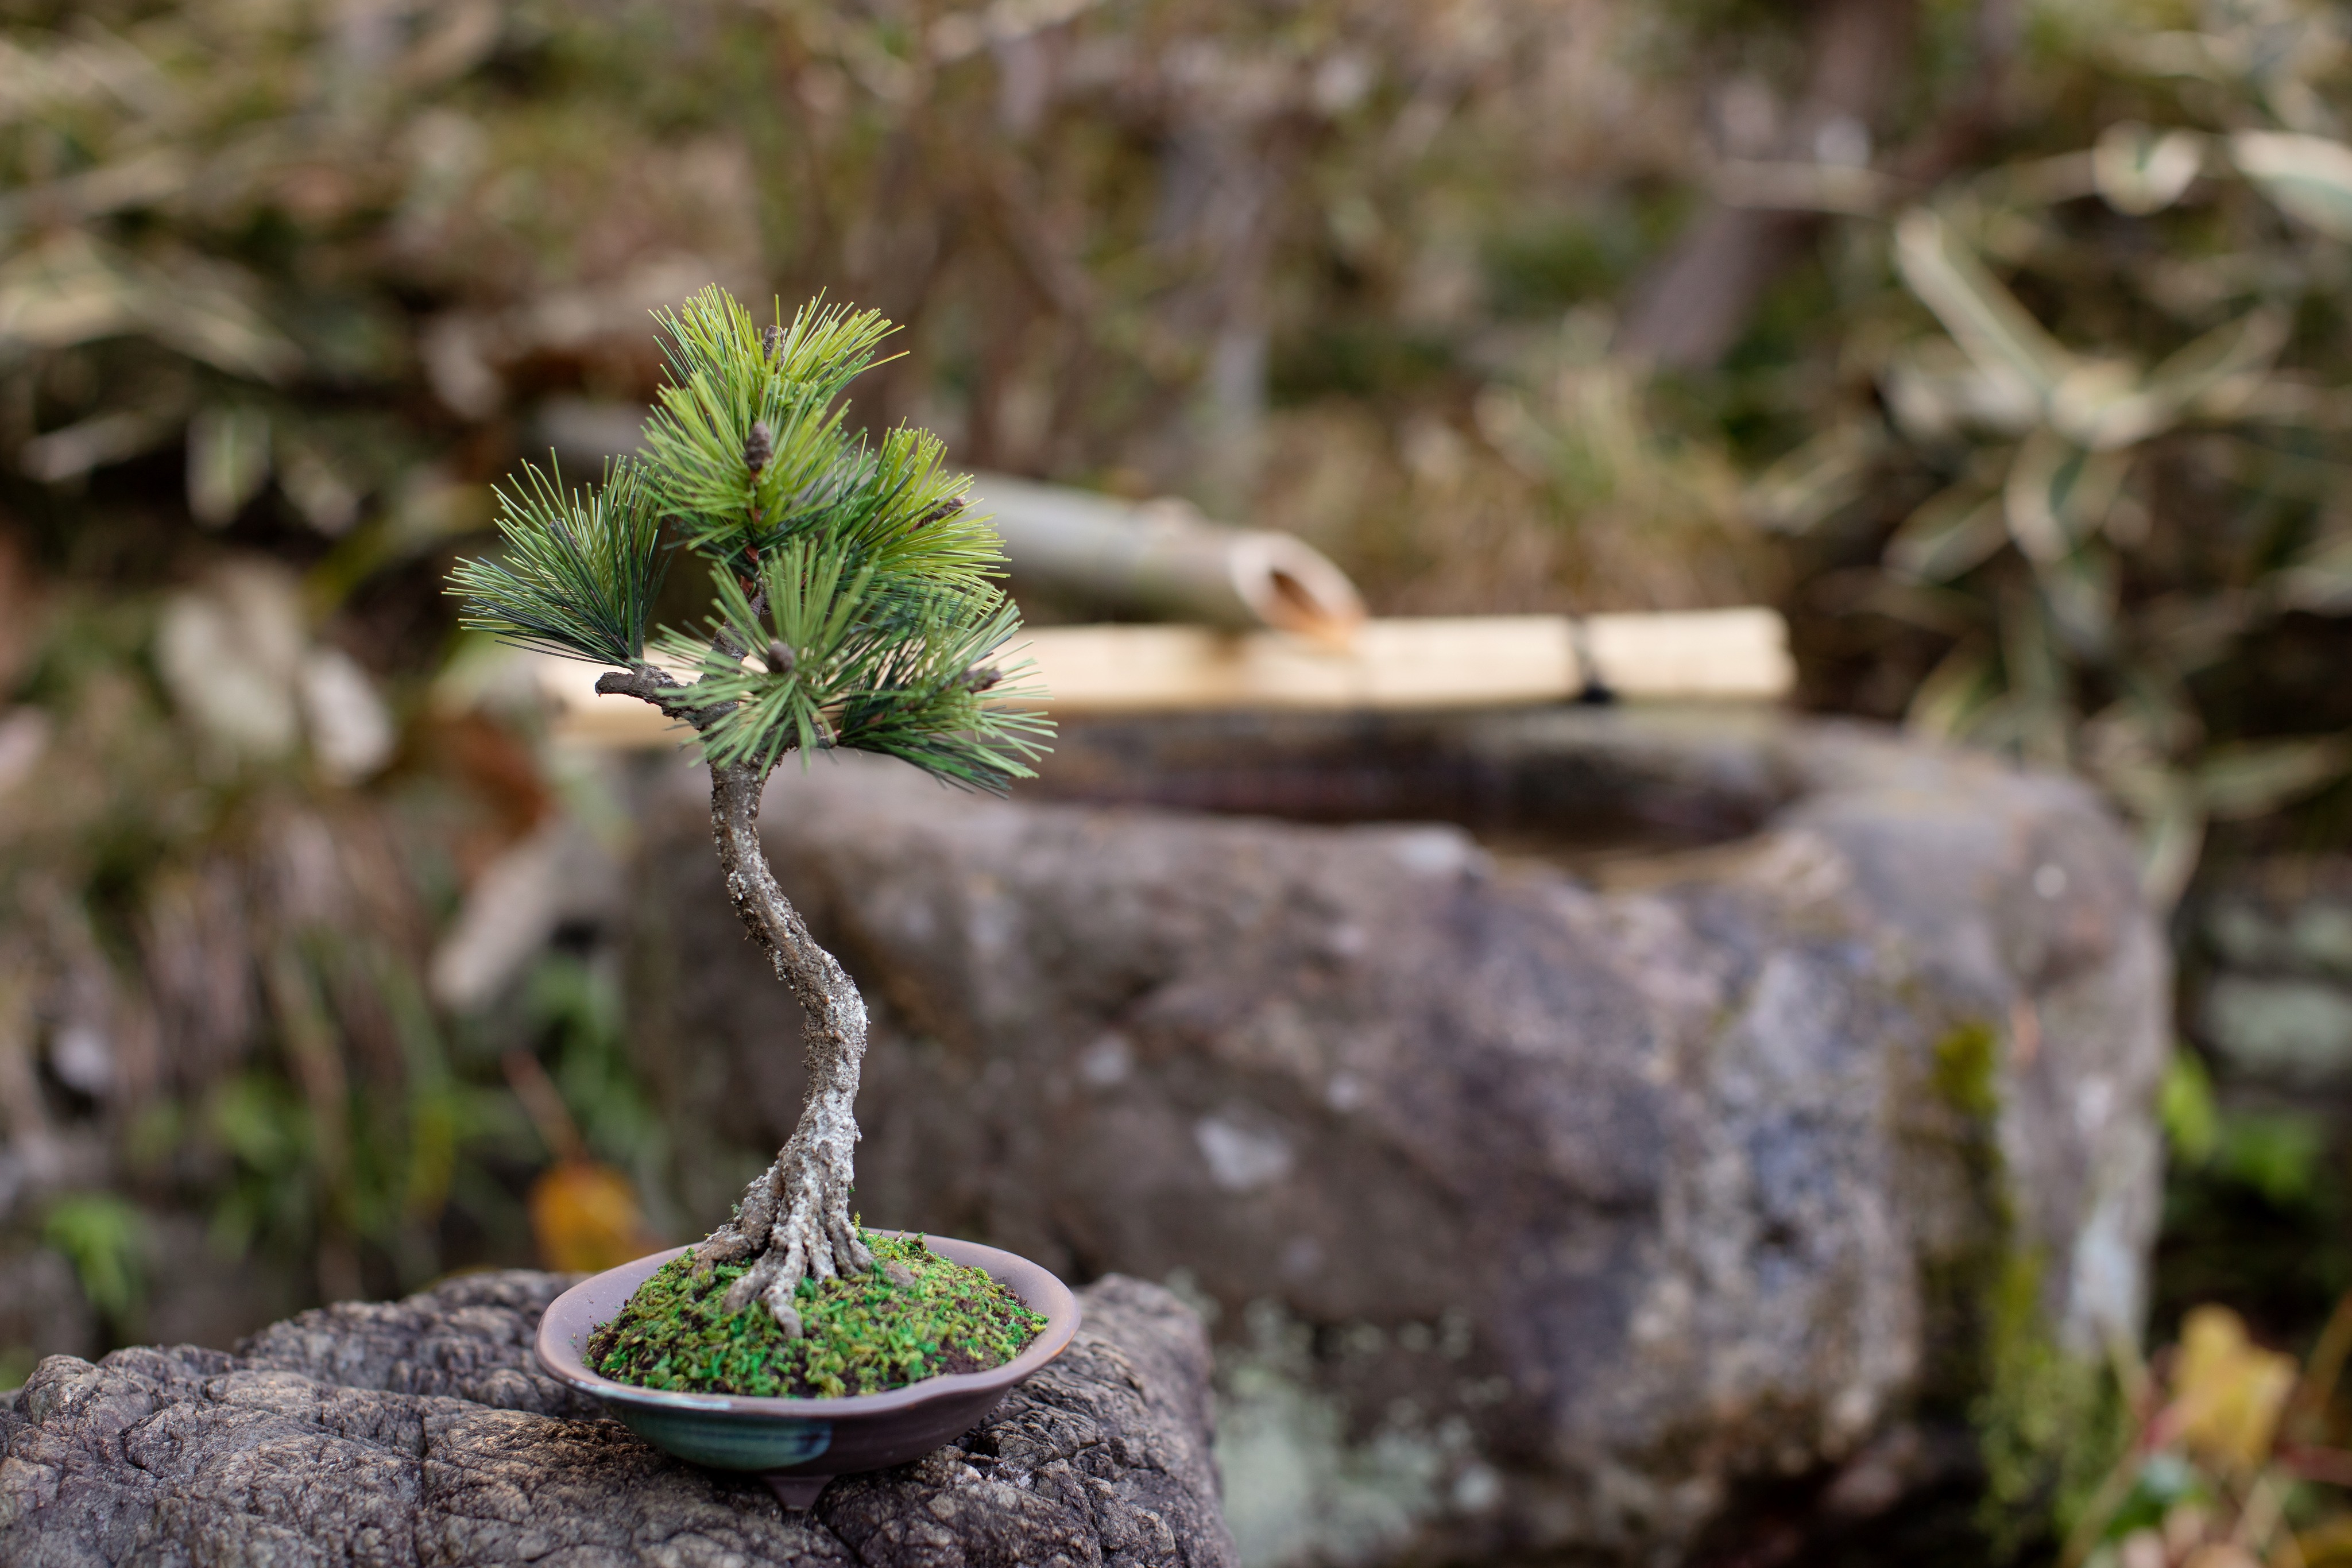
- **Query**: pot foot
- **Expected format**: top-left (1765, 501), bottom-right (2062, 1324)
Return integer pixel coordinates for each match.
top-left (764, 1472), bottom-right (831, 1511)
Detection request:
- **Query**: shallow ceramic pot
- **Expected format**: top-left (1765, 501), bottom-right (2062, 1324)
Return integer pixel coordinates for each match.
top-left (534, 1231), bottom-right (1081, 1508)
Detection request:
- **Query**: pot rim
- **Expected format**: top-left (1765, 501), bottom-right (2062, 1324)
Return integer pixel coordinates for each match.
top-left (533, 1230), bottom-right (1082, 1418)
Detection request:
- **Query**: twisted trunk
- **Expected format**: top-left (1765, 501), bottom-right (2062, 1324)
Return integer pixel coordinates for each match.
top-left (591, 661), bottom-right (875, 1332)
top-left (686, 760), bottom-right (874, 1333)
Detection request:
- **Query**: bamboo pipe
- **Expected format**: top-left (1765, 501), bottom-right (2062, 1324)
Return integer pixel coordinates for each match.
top-left (964, 473), bottom-right (1367, 645)
top-left (532, 404), bottom-right (1368, 643)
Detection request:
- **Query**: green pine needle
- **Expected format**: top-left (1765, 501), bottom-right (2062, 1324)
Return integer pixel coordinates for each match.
top-left (656, 546), bottom-right (1050, 789)
top-left (446, 286), bottom-right (1053, 791)
top-left (449, 458), bottom-right (664, 664)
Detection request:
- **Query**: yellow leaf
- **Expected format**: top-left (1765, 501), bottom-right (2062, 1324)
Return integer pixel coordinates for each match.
top-left (2169, 1305), bottom-right (2297, 1470)
top-left (528, 1159), bottom-right (656, 1275)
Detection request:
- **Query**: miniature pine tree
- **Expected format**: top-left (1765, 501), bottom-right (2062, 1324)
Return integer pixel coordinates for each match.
top-left (448, 288), bottom-right (1050, 1335)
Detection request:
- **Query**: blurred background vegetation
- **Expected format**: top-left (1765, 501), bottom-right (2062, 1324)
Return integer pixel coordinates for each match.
top-left (6, 0), bottom-right (2352, 1555)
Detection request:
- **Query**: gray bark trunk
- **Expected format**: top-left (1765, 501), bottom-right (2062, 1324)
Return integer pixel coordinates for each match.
top-left (589, 662), bottom-right (876, 1331)
top-left (692, 760), bottom-right (873, 1330)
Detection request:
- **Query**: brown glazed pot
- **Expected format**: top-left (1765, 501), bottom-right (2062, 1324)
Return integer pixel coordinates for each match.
top-left (534, 1232), bottom-right (1081, 1508)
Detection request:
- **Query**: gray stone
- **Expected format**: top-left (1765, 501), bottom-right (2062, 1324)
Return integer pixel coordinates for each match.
top-left (0, 1269), bottom-right (1236, 1567)
top-left (626, 706), bottom-right (2168, 1567)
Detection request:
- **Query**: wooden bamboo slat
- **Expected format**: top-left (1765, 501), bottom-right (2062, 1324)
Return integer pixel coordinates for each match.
top-left (531, 608), bottom-right (1794, 748)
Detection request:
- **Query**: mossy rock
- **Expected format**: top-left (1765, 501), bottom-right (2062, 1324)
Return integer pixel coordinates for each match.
top-left (586, 1231), bottom-right (1045, 1399)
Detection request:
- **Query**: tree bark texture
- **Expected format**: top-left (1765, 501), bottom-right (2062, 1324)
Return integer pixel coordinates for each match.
top-left (0, 1270), bottom-right (1237, 1567)
top-left (590, 664), bottom-right (876, 1333)
top-left (695, 760), bottom-right (874, 1330)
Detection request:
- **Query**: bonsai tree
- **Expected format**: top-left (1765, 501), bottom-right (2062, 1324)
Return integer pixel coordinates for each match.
top-left (448, 288), bottom-right (1049, 1337)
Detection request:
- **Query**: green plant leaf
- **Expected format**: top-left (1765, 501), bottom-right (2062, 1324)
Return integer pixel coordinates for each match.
top-left (2276, 525), bottom-right (2352, 613)
top-left (640, 289), bottom-right (897, 572)
top-left (2040, 547), bottom-right (2120, 657)
top-left (2215, 1110), bottom-right (2326, 1207)
top-left (42, 1191), bottom-right (151, 1324)
top-left (2135, 773), bottom-right (2204, 911)
top-left (2092, 122), bottom-right (2207, 216)
top-left (2030, 307), bottom-right (2284, 454)
top-left (1750, 421), bottom-right (1883, 534)
top-left (2196, 735), bottom-right (2351, 820)
top-left (1905, 638), bottom-right (1998, 740)
top-left (2003, 428), bottom-right (2128, 562)
top-left (2160, 1051), bottom-right (2219, 1166)
top-left (1882, 338), bottom-right (2041, 440)
top-left (1886, 485), bottom-right (2009, 581)
top-left (2142, 306), bottom-right (2290, 412)
top-left (1894, 207), bottom-right (2075, 401)
top-left (185, 405), bottom-right (270, 528)
top-left (658, 543), bottom-right (1053, 791)
top-left (1997, 586), bottom-right (2074, 767)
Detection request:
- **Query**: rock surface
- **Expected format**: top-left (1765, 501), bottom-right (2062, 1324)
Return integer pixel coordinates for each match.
top-left (0, 1269), bottom-right (1235, 1567)
top-left (629, 706), bottom-right (2169, 1566)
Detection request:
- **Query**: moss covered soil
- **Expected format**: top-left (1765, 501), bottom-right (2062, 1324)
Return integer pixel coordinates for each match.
top-left (586, 1230), bottom-right (1046, 1399)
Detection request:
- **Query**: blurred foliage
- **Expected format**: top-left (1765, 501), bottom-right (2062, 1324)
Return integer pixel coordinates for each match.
top-left (0, 20), bottom-right (2346, 1566)
top-left (0, 0), bottom-right (774, 618)
top-left (5, 0), bottom-right (2347, 911)
top-left (2060, 1297), bottom-right (2352, 1568)
top-left (1978, 1249), bottom-right (2132, 1562)
top-left (1750, 0), bottom-right (2352, 904)
top-left (0, 0), bottom-right (1757, 1356)
top-left (0, 566), bottom-right (620, 1337)
top-left (40, 1189), bottom-right (148, 1330)
top-left (0, 0), bottom-right (1750, 611)
top-left (527, 1157), bottom-right (652, 1274)
top-left (2158, 1046), bottom-right (2352, 1355)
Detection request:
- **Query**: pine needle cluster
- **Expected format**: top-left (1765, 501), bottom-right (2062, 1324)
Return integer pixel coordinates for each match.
top-left (449, 288), bottom-right (1050, 792)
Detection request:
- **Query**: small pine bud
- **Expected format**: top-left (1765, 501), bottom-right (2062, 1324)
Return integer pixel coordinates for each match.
top-left (767, 639), bottom-right (795, 676)
top-left (744, 420), bottom-right (773, 475)
top-left (961, 665), bottom-right (1002, 693)
top-left (918, 498), bottom-right (962, 529)
top-left (763, 325), bottom-right (786, 361)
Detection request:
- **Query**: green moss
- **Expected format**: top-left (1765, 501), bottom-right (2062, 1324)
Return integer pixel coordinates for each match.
top-left (586, 1230), bottom-right (1045, 1399)
top-left (1920, 1020), bottom-right (2126, 1559)
top-left (1971, 1249), bottom-right (2126, 1561)
top-left (1932, 1020), bottom-right (2002, 1121)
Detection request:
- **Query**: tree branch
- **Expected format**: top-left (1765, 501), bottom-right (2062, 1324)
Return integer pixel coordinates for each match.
top-left (594, 661), bottom-right (731, 730)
